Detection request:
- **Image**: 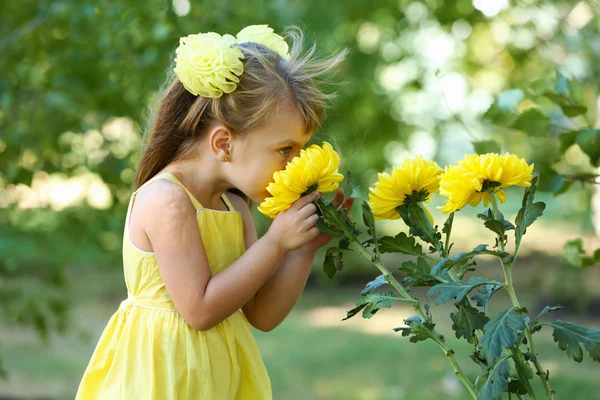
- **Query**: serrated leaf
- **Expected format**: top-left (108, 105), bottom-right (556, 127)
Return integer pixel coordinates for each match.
top-left (395, 317), bottom-right (437, 343)
top-left (430, 245), bottom-right (507, 277)
top-left (316, 218), bottom-right (341, 237)
top-left (510, 348), bottom-right (536, 398)
top-left (477, 208), bottom-right (515, 237)
top-left (515, 177), bottom-right (546, 248)
top-left (451, 301), bottom-right (490, 343)
top-left (346, 171), bottom-right (369, 201)
top-left (472, 284), bottom-right (502, 314)
top-left (323, 238), bottom-right (350, 279)
top-left (512, 109), bottom-right (550, 138)
top-left (399, 257), bottom-right (440, 287)
top-left (360, 274), bottom-right (389, 295)
top-left (347, 172), bottom-right (379, 258)
top-left (478, 357), bottom-right (511, 400)
top-left (562, 238), bottom-right (600, 269)
top-left (442, 212), bottom-right (453, 236)
top-left (428, 277), bottom-right (500, 305)
top-left (315, 198), bottom-right (359, 239)
top-left (531, 306), bottom-right (562, 328)
top-left (576, 129), bottom-right (600, 167)
top-left (473, 140), bottom-right (502, 154)
top-left (398, 203), bottom-right (442, 251)
top-left (378, 232), bottom-right (426, 258)
top-left (478, 308), bottom-right (527, 363)
top-left (362, 204), bottom-right (379, 260)
top-left (537, 320), bottom-right (600, 362)
top-left (344, 291), bottom-right (411, 320)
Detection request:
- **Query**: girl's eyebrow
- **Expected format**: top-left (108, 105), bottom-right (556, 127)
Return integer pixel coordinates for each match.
top-left (274, 139), bottom-right (303, 147)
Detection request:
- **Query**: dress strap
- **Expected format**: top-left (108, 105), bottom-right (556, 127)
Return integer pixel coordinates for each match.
top-left (221, 192), bottom-right (235, 212)
top-left (134, 172), bottom-right (203, 209)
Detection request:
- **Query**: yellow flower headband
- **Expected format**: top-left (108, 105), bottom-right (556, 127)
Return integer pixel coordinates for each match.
top-left (173, 24), bottom-right (290, 98)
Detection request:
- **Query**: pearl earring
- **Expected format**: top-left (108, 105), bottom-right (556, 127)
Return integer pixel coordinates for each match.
top-left (224, 157), bottom-right (229, 162)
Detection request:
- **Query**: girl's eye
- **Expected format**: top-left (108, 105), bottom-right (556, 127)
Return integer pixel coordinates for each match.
top-left (278, 147), bottom-right (292, 157)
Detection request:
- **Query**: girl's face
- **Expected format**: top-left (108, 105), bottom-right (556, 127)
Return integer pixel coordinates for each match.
top-left (229, 100), bottom-right (311, 203)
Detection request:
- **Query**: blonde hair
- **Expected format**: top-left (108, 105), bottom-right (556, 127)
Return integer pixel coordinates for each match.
top-left (134, 26), bottom-right (347, 201)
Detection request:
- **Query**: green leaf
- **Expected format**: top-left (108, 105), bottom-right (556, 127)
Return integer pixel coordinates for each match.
top-left (553, 180), bottom-right (573, 197)
top-left (510, 348), bottom-right (536, 398)
top-left (378, 232), bottom-right (426, 258)
top-left (477, 208), bottom-right (515, 237)
top-left (515, 177), bottom-right (546, 248)
top-left (395, 317), bottom-right (438, 343)
top-left (542, 91), bottom-right (587, 117)
top-left (478, 357), bottom-right (511, 400)
top-left (531, 306), bottom-right (562, 328)
top-left (323, 238), bottom-right (350, 279)
top-left (538, 168), bottom-right (564, 193)
top-left (428, 277), bottom-right (501, 305)
top-left (537, 320), bottom-right (600, 362)
top-left (347, 171), bottom-right (380, 259)
top-left (344, 291), bottom-right (412, 320)
top-left (555, 69), bottom-right (569, 95)
top-left (451, 301), bottom-right (490, 343)
top-left (315, 198), bottom-right (359, 239)
top-left (512, 109), bottom-right (550, 138)
top-left (478, 308), bottom-right (527, 363)
top-left (399, 257), bottom-right (440, 287)
top-left (472, 284), bottom-right (502, 314)
top-left (400, 203), bottom-right (442, 252)
top-left (473, 140), bottom-right (502, 154)
top-left (562, 238), bottom-right (600, 269)
top-left (576, 129), bottom-right (600, 167)
top-left (316, 218), bottom-right (341, 237)
top-left (540, 70), bottom-right (588, 117)
top-left (483, 102), bottom-right (516, 125)
top-left (441, 213), bottom-right (455, 254)
top-left (346, 171), bottom-right (368, 201)
top-left (430, 244), bottom-right (507, 277)
top-left (559, 131), bottom-right (578, 154)
top-left (360, 274), bottom-right (389, 295)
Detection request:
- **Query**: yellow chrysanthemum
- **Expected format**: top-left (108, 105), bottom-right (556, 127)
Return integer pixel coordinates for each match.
top-left (438, 153), bottom-right (534, 214)
top-left (236, 24), bottom-right (290, 59)
top-left (368, 156), bottom-right (442, 223)
top-left (173, 32), bottom-right (244, 98)
top-left (258, 142), bottom-right (344, 218)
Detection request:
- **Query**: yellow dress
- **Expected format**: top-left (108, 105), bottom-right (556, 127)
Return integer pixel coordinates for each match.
top-left (76, 172), bottom-right (271, 399)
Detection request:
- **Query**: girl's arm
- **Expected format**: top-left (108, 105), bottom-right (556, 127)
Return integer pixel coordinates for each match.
top-left (140, 180), bottom-right (318, 331)
top-left (234, 189), bottom-right (353, 332)
top-left (242, 246), bottom-right (316, 332)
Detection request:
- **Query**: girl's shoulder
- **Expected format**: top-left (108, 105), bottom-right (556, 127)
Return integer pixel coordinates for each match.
top-left (133, 179), bottom-right (196, 221)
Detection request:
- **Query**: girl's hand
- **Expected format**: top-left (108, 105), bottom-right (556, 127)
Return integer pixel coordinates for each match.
top-left (266, 192), bottom-right (321, 252)
top-left (304, 188), bottom-right (355, 251)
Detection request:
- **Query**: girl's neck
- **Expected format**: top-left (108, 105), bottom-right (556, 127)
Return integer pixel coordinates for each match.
top-left (159, 158), bottom-right (231, 210)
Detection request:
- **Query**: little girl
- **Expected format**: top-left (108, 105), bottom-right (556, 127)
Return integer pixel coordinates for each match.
top-left (76, 25), bottom-right (352, 399)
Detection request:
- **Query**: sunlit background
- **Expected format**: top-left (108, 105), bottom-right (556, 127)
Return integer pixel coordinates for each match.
top-left (1, 0), bottom-right (600, 399)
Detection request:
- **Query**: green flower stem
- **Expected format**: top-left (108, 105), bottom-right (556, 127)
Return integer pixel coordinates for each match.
top-left (490, 194), bottom-right (554, 400)
top-left (350, 237), bottom-right (478, 400)
top-left (443, 212), bottom-right (454, 258)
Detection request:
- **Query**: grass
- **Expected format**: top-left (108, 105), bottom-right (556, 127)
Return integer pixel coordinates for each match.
top-left (2, 215), bottom-right (600, 399)
top-left (1, 266), bottom-right (599, 400)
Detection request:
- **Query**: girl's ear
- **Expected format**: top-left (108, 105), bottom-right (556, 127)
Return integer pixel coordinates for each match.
top-left (208, 124), bottom-right (233, 161)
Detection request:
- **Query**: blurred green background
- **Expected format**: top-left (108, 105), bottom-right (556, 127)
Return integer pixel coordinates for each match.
top-left (2, 0), bottom-right (600, 399)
